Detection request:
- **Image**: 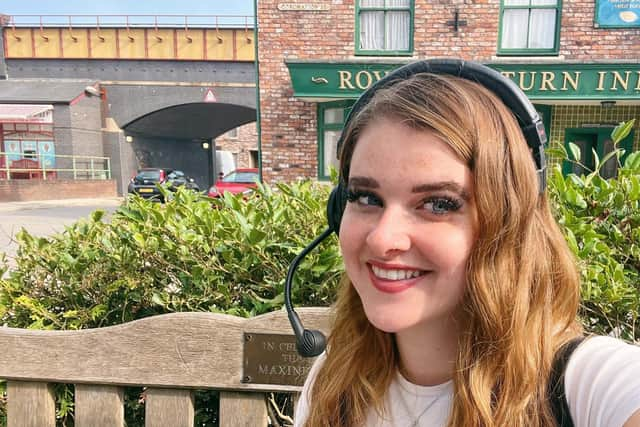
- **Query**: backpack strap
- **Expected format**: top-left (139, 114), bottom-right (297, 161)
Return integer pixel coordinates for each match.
top-left (548, 336), bottom-right (586, 427)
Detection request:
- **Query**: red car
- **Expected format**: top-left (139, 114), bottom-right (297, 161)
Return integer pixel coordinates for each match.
top-left (207, 168), bottom-right (260, 198)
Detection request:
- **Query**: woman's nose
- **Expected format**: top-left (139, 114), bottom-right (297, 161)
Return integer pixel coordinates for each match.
top-left (365, 207), bottom-right (411, 256)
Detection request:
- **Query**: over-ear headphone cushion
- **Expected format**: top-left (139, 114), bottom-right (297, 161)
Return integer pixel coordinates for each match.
top-left (327, 184), bottom-right (347, 235)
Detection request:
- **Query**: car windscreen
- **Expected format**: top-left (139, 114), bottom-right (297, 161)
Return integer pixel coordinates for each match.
top-left (222, 172), bottom-right (258, 183)
top-left (136, 170), bottom-right (161, 181)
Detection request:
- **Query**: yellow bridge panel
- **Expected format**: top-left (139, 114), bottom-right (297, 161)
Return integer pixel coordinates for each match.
top-left (205, 29), bottom-right (235, 60)
top-left (34, 28), bottom-right (62, 58)
top-left (4, 28), bottom-right (33, 58)
top-left (235, 29), bottom-right (255, 61)
top-left (147, 29), bottom-right (175, 59)
top-left (117, 28), bottom-right (146, 59)
top-left (61, 28), bottom-right (89, 58)
top-left (4, 26), bottom-right (255, 61)
top-left (176, 29), bottom-right (205, 60)
top-left (88, 28), bottom-right (118, 58)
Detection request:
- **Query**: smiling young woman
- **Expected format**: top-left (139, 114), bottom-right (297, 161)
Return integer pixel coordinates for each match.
top-left (294, 66), bottom-right (640, 427)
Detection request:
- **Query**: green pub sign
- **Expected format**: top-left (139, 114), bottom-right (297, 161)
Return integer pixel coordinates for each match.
top-left (286, 62), bottom-right (640, 100)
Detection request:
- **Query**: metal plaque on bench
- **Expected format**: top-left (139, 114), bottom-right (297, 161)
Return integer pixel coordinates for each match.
top-left (242, 333), bottom-right (317, 386)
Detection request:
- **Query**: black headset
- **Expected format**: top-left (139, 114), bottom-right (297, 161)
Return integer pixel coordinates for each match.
top-left (284, 58), bottom-right (548, 357)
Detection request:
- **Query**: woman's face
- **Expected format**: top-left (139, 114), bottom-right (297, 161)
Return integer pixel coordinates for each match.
top-left (339, 117), bottom-right (478, 334)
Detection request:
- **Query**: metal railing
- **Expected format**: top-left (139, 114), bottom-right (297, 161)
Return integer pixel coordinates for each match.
top-left (2, 14), bottom-right (255, 29)
top-left (0, 152), bottom-right (111, 181)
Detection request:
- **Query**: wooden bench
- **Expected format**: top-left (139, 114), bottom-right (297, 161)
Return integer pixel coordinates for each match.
top-left (0, 307), bottom-right (329, 427)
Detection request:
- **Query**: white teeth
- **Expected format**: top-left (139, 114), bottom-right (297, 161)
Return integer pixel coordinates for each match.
top-left (371, 265), bottom-right (423, 280)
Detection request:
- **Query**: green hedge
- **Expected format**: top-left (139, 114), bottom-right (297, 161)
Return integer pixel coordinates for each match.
top-left (0, 181), bottom-right (343, 426)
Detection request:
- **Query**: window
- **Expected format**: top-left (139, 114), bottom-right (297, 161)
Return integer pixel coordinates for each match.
top-left (562, 128), bottom-right (634, 179)
top-left (226, 127), bottom-right (239, 138)
top-left (318, 101), bottom-right (355, 180)
top-left (356, 0), bottom-right (413, 56)
top-left (498, 0), bottom-right (561, 55)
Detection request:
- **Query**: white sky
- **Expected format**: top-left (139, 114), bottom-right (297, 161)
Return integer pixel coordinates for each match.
top-left (0, 0), bottom-right (254, 17)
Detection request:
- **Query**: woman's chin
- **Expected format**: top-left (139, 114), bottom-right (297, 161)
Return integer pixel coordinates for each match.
top-left (363, 308), bottom-right (417, 333)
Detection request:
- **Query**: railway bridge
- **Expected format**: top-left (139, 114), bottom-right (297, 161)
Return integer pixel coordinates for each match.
top-left (0, 14), bottom-right (257, 195)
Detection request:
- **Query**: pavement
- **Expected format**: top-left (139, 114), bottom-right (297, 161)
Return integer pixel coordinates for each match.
top-left (0, 197), bottom-right (124, 212)
top-left (0, 197), bottom-right (126, 271)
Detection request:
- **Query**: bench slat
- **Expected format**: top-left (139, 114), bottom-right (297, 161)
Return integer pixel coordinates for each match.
top-left (7, 381), bottom-right (55, 427)
top-left (75, 384), bottom-right (124, 427)
top-left (219, 391), bottom-right (268, 427)
top-left (0, 308), bottom-right (329, 391)
top-left (145, 388), bottom-right (194, 427)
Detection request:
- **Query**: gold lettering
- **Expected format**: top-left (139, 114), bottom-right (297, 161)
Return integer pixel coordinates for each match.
top-left (263, 341), bottom-right (275, 351)
top-left (611, 71), bottom-right (631, 91)
top-left (539, 72), bottom-right (557, 91)
top-left (338, 71), bottom-right (355, 90)
top-left (518, 72), bottom-right (537, 91)
top-left (596, 71), bottom-right (607, 91)
top-left (282, 353), bottom-right (303, 363)
top-left (259, 364), bottom-right (269, 375)
top-left (501, 71), bottom-right (516, 79)
top-left (372, 70), bottom-right (390, 81)
top-left (561, 71), bottom-right (581, 91)
top-left (279, 342), bottom-right (296, 352)
top-left (636, 72), bottom-right (640, 91)
top-left (355, 71), bottom-right (373, 90)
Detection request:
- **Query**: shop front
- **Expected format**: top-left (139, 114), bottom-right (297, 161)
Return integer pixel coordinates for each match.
top-left (285, 61), bottom-right (640, 180)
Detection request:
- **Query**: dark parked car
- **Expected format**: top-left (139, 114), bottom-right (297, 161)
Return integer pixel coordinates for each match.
top-left (207, 168), bottom-right (259, 198)
top-left (128, 168), bottom-right (200, 201)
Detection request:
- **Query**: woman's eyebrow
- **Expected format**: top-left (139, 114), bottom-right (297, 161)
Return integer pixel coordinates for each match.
top-left (347, 176), bottom-right (379, 188)
top-left (412, 182), bottom-right (472, 200)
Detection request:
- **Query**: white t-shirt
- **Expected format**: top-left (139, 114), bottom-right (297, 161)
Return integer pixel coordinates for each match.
top-left (294, 336), bottom-right (640, 427)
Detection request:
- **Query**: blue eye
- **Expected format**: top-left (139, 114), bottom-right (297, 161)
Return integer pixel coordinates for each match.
top-left (346, 189), bottom-right (382, 207)
top-left (424, 197), bottom-right (462, 215)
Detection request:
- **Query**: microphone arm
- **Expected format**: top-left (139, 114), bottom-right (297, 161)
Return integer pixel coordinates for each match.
top-left (284, 227), bottom-right (333, 357)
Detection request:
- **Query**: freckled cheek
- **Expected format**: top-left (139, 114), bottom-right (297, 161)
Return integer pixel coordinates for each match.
top-left (338, 213), bottom-right (371, 260)
top-left (413, 228), bottom-right (476, 267)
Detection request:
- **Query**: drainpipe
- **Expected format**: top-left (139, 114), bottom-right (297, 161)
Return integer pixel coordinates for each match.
top-left (253, 0), bottom-right (263, 182)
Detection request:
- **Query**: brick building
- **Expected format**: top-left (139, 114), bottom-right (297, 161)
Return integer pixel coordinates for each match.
top-left (256, 0), bottom-right (640, 183)
top-left (216, 122), bottom-right (259, 170)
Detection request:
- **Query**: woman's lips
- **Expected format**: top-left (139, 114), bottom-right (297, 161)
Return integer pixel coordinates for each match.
top-left (367, 263), bottom-right (428, 294)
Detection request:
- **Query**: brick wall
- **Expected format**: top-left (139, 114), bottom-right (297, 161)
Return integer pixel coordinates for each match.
top-left (0, 179), bottom-right (117, 202)
top-left (216, 122), bottom-right (259, 168)
top-left (257, 0), bottom-right (640, 182)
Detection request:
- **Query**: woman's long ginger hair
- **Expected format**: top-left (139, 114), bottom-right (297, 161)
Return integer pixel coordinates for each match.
top-left (303, 74), bottom-right (582, 427)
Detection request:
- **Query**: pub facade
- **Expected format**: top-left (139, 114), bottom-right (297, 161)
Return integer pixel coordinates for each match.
top-left (256, 0), bottom-right (640, 182)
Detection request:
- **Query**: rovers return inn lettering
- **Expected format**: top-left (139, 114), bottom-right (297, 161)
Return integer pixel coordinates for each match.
top-left (337, 69), bottom-right (640, 93)
top-left (286, 63), bottom-right (640, 100)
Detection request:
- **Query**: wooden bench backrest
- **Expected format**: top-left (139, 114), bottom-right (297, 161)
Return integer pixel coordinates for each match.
top-left (0, 307), bottom-right (330, 427)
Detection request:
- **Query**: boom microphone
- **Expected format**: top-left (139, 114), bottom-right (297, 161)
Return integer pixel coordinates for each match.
top-left (284, 227), bottom-right (332, 357)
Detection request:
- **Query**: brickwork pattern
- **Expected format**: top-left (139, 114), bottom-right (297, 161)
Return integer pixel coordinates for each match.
top-left (257, 0), bottom-right (640, 182)
top-left (216, 122), bottom-right (259, 168)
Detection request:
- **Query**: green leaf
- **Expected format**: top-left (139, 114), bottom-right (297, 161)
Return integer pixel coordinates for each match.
top-left (151, 292), bottom-right (165, 306)
top-left (625, 152), bottom-right (640, 171)
top-left (90, 209), bottom-right (106, 223)
top-left (611, 119), bottom-right (635, 144)
top-left (248, 229), bottom-right (267, 245)
top-left (133, 233), bottom-right (146, 247)
top-left (592, 147), bottom-right (600, 171)
top-left (597, 148), bottom-right (622, 171)
top-left (568, 142), bottom-right (582, 162)
top-left (566, 187), bottom-right (588, 208)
